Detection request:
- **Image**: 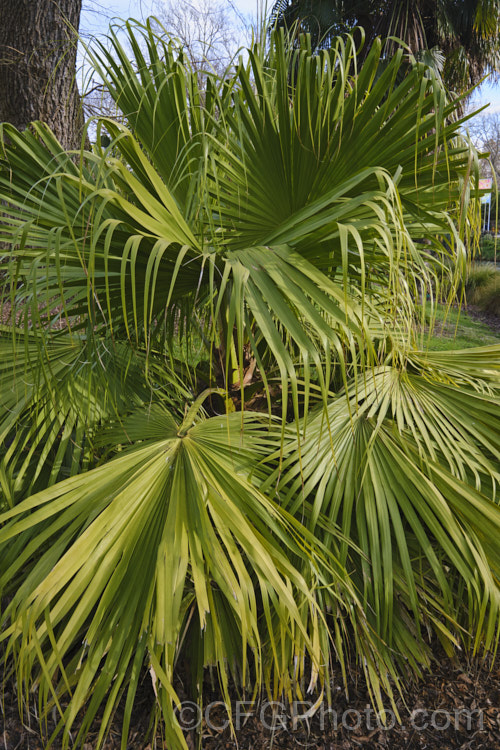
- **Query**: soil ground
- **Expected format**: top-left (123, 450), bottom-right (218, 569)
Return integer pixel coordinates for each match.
top-left (1, 648), bottom-right (500, 749)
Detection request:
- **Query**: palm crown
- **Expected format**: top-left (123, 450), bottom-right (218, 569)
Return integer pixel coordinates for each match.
top-left (270, 0), bottom-right (500, 94)
top-left (0, 19), bottom-right (499, 750)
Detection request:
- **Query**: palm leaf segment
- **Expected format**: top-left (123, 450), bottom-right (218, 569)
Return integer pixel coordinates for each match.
top-left (0, 17), bottom-right (499, 750)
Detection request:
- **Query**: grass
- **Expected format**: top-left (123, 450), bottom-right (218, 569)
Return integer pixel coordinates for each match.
top-left (418, 304), bottom-right (500, 350)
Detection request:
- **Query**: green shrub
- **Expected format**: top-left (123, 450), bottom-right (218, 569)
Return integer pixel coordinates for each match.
top-left (478, 232), bottom-right (498, 261)
top-left (463, 262), bottom-right (500, 315)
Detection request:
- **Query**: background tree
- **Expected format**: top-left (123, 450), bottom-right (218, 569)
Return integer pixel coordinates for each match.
top-left (152, 0), bottom-right (244, 79)
top-left (468, 112), bottom-right (500, 230)
top-left (0, 0), bottom-right (84, 149)
top-left (270, 0), bottom-right (500, 96)
top-left (469, 111), bottom-right (500, 180)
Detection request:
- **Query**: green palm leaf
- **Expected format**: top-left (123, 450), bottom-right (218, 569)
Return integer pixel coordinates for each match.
top-left (0, 406), bottom-right (367, 749)
top-left (0, 327), bottom-right (193, 508)
top-left (0, 23), bottom-right (480, 397)
top-left (265, 352), bottom-right (500, 670)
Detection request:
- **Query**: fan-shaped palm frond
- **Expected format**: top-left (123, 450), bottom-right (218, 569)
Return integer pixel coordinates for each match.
top-left (0, 407), bottom-right (365, 749)
top-left (269, 0), bottom-right (500, 94)
top-left (0, 326), bottom-right (193, 508)
top-left (0, 23), bottom-right (480, 408)
top-left (263, 353), bottom-right (500, 671)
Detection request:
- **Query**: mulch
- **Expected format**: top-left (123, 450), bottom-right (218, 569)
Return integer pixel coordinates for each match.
top-left (1, 648), bottom-right (500, 750)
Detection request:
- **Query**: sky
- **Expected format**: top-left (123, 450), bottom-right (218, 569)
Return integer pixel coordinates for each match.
top-left (80, 0), bottom-right (500, 120)
top-left (468, 79), bottom-right (500, 117)
top-left (80, 0), bottom-right (260, 34)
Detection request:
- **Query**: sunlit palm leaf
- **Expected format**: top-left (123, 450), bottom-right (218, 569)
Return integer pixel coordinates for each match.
top-left (265, 352), bottom-right (500, 667)
top-left (0, 408), bottom-right (362, 749)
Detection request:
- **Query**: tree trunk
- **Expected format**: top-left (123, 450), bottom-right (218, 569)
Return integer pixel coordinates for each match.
top-left (0, 0), bottom-right (83, 149)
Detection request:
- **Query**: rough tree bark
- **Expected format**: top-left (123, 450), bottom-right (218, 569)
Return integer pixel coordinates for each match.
top-left (0, 0), bottom-right (83, 149)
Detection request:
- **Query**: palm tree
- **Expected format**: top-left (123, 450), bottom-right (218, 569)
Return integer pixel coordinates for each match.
top-left (0, 18), bottom-right (499, 750)
top-left (270, 0), bottom-right (500, 94)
